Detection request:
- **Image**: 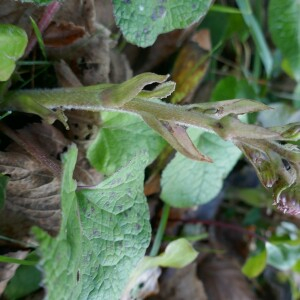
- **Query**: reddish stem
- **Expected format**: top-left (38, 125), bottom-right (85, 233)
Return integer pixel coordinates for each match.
top-left (168, 218), bottom-right (267, 243)
top-left (25, 1), bottom-right (61, 57)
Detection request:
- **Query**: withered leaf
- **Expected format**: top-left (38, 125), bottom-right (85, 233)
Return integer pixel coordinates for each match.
top-left (0, 123), bottom-right (71, 237)
top-left (0, 150), bottom-right (61, 236)
top-left (198, 255), bottom-right (257, 300)
top-left (153, 262), bottom-right (207, 300)
top-left (43, 21), bottom-right (85, 47)
top-left (171, 30), bottom-right (211, 104)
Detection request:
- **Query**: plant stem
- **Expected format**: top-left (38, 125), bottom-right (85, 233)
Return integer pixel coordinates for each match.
top-left (168, 218), bottom-right (267, 243)
top-left (0, 255), bottom-right (37, 266)
top-left (25, 1), bottom-right (61, 57)
top-left (149, 203), bottom-right (170, 257)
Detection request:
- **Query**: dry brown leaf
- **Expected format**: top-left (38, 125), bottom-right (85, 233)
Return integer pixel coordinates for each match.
top-left (94, 0), bottom-right (116, 31)
top-left (197, 255), bottom-right (257, 300)
top-left (134, 26), bottom-right (197, 73)
top-left (0, 122), bottom-right (101, 240)
top-left (144, 173), bottom-right (161, 196)
top-left (19, 123), bottom-right (71, 160)
top-left (0, 0), bottom-right (43, 35)
top-left (43, 21), bottom-right (85, 47)
top-left (54, 0), bottom-right (93, 30)
top-left (150, 262), bottom-right (207, 300)
top-left (0, 149), bottom-right (61, 236)
top-left (45, 0), bottom-right (114, 85)
top-left (0, 124), bottom-right (68, 237)
top-left (171, 30), bottom-right (211, 104)
top-left (109, 50), bottom-right (133, 83)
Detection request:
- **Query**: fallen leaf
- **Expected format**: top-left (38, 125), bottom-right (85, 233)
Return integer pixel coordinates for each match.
top-left (171, 30), bottom-right (211, 104)
top-left (198, 255), bottom-right (257, 300)
top-left (144, 173), bottom-right (161, 196)
top-left (135, 28), bottom-right (193, 73)
top-left (43, 21), bottom-right (85, 47)
top-left (153, 262), bottom-right (207, 300)
top-left (0, 0), bottom-right (43, 35)
top-left (0, 149), bottom-right (61, 236)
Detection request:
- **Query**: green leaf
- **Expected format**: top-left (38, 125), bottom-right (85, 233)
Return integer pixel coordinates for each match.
top-left (34, 146), bottom-right (151, 300)
top-left (161, 129), bottom-right (241, 207)
top-left (112, 0), bottom-right (213, 47)
top-left (236, 0), bottom-right (273, 76)
top-left (0, 255), bottom-right (37, 266)
top-left (4, 253), bottom-right (41, 300)
top-left (210, 4), bottom-right (241, 14)
top-left (257, 103), bottom-right (298, 127)
top-left (242, 249), bottom-right (267, 278)
top-left (0, 174), bottom-right (8, 209)
top-left (266, 242), bottom-right (300, 270)
top-left (229, 187), bottom-right (272, 208)
top-left (0, 24), bottom-right (27, 81)
top-left (199, 11), bottom-right (248, 46)
top-left (136, 238), bottom-right (198, 273)
top-left (124, 238), bottom-right (198, 298)
top-left (147, 238), bottom-right (198, 269)
top-left (29, 17), bottom-right (47, 59)
top-left (210, 76), bottom-right (256, 101)
top-left (87, 112), bottom-right (166, 175)
top-left (269, 0), bottom-right (300, 81)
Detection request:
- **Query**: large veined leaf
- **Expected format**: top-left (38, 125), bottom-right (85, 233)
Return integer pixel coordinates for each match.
top-left (0, 24), bottom-right (27, 81)
top-left (161, 128), bottom-right (241, 207)
top-left (87, 112), bottom-right (166, 175)
top-left (112, 0), bottom-right (213, 47)
top-left (269, 0), bottom-right (300, 81)
top-left (34, 146), bottom-right (151, 300)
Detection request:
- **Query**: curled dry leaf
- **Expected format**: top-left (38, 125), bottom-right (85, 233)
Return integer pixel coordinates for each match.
top-left (152, 262), bottom-right (207, 300)
top-left (43, 21), bottom-right (85, 47)
top-left (171, 29), bottom-right (211, 104)
top-left (0, 147), bottom-right (62, 236)
top-left (198, 255), bottom-right (257, 300)
top-left (0, 0), bottom-right (43, 35)
top-left (0, 122), bottom-right (101, 239)
top-left (135, 28), bottom-right (194, 73)
top-left (109, 49), bottom-right (133, 84)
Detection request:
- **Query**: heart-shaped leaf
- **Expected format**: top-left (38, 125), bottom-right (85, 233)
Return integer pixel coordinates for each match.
top-left (0, 24), bottom-right (27, 81)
